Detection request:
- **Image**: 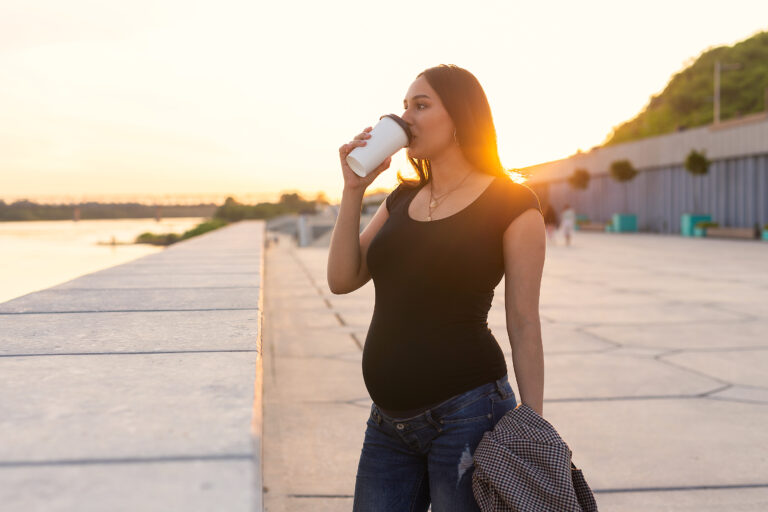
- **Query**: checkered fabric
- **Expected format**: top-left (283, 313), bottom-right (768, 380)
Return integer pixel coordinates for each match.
top-left (472, 404), bottom-right (598, 511)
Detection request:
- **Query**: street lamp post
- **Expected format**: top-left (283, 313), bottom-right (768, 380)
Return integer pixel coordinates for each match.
top-left (713, 59), bottom-right (742, 124)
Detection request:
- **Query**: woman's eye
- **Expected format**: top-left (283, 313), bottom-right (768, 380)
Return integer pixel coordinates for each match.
top-left (417, 103), bottom-right (426, 110)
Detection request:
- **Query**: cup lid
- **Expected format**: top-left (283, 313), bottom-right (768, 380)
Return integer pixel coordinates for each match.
top-left (379, 114), bottom-right (413, 146)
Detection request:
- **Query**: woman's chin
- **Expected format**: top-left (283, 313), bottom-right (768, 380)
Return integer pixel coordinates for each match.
top-left (406, 147), bottom-right (426, 160)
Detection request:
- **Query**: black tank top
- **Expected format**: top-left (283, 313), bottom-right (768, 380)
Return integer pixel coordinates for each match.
top-left (363, 174), bottom-right (542, 411)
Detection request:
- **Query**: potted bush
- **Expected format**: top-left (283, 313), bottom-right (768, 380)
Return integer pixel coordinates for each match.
top-left (609, 159), bottom-right (638, 232)
top-left (567, 168), bottom-right (590, 231)
top-left (693, 220), bottom-right (719, 237)
top-left (681, 149), bottom-right (712, 237)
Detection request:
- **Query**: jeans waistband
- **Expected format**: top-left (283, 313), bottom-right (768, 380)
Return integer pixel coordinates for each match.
top-left (373, 374), bottom-right (511, 424)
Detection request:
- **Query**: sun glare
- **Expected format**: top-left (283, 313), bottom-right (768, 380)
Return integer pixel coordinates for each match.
top-left (505, 170), bottom-right (527, 184)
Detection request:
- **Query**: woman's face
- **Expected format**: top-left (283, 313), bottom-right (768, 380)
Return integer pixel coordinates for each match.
top-left (401, 75), bottom-right (455, 160)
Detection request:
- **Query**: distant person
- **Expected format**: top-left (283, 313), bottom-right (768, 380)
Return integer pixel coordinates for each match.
top-left (561, 204), bottom-right (576, 246)
top-left (543, 203), bottom-right (559, 242)
top-left (329, 64), bottom-right (546, 511)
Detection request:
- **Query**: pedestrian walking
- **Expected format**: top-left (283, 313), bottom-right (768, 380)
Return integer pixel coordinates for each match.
top-left (543, 203), bottom-right (559, 242)
top-left (329, 64), bottom-right (546, 511)
top-left (560, 204), bottom-right (576, 246)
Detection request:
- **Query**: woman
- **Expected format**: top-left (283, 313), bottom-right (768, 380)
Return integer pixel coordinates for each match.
top-left (560, 204), bottom-right (576, 246)
top-left (543, 203), bottom-right (559, 242)
top-left (328, 64), bottom-right (546, 511)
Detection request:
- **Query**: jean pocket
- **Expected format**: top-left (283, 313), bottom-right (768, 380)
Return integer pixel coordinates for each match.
top-left (439, 397), bottom-right (492, 425)
top-left (489, 390), bottom-right (517, 426)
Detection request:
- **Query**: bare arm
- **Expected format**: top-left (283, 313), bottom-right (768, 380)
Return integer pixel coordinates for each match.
top-left (327, 127), bottom-right (392, 294)
top-left (327, 190), bottom-right (390, 294)
top-left (503, 208), bottom-right (546, 416)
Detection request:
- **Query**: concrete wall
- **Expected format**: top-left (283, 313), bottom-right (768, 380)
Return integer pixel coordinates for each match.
top-left (0, 221), bottom-right (266, 512)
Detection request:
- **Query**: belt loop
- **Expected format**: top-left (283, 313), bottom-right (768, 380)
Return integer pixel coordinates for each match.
top-left (372, 405), bottom-right (382, 425)
top-left (425, 409), bottom-right (443, 433)
top-left (495, 377), bottom-right (508, 399)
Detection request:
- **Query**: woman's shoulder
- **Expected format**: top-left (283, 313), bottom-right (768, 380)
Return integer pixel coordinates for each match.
top-left (386, 178), bottom-right (422, 212)
top-left (495, 176), bottom-right (542, 213)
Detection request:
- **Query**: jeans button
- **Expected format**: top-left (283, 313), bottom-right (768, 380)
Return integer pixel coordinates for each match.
top-left (396, 423), bottom-right (405, 430)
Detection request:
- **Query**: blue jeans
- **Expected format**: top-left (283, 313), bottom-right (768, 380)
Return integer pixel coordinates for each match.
top-left (353, 374), bottom-right (518, 512)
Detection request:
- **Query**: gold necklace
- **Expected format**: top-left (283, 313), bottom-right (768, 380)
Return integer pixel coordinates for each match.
top-left (427, 170), bottom-right (474, 221)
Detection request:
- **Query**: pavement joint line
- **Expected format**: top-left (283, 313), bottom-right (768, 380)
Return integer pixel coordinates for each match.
top-left (94, 272), bottom-right (261, 276)
top-left (0, 307), bottom-right (259, 315)
top-left (654, 353), bottom-right (733, 388)
top-left (297, 394), bottom-right (768, 405)
top-left (703, 394), bottom-right (768, 405)
top-left (592, 482), bottom-right (768, 493)
top-left (0, 454), bottom-right (253, 468)
top-left (0, 349), bottom-right (259, 358)
top-left (52, 286), bottom-right (260, 291)
top-left (349, 333), bottom-right (363, 350)
top-left (285, 482), bottom-right (768, 497)
top-left (574, 325), bottom-right (623, 348)
top-left (287, 494), bottom-right (353, 499)
top-left (543, 393), bottom-right (749, 403)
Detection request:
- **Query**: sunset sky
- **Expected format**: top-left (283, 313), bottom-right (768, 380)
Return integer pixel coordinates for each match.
top-left (1, 1), bottom-right (767, 205)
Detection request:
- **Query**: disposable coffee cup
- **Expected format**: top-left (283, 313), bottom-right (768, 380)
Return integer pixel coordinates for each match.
top-left (346, 114), bottom-right (412, 177)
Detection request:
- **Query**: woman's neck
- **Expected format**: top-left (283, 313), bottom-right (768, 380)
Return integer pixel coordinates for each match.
top-left (428, 146), bottom-right (478, 194)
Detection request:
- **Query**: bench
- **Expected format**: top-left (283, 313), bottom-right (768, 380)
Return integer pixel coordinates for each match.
top-left (577, 222), bottom-right (608, 232)
top-left (705, 227), bottom-right (757, 240)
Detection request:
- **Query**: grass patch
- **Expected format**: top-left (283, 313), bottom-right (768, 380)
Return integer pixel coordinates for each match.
top-left (136, 218), bottom-right (230, 246)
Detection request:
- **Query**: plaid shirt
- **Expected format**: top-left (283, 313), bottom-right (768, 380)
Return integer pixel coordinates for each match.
top-left (472, 404), bottom-right (598, 511)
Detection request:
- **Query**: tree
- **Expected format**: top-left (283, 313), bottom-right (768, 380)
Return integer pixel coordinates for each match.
top-left (684, 149), bottom-right (711, 213)
top-left (609, 159), bottom-right (639, 213)
top-left (567, 168), bottom-right (591, 190)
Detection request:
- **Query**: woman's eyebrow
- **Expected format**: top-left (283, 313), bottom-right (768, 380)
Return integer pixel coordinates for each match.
top-left (403, 94), bottom-right (431, 103)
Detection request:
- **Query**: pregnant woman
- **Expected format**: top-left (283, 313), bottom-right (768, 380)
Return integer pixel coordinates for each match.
top-left (328, 64), bottom-right (546, 512)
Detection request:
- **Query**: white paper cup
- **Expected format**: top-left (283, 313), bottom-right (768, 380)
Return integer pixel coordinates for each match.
top-left (346, 114), bottom-right (412, 177)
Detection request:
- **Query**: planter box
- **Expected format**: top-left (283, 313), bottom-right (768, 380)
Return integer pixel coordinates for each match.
top-left (611, 214), bottom-right (637, 233)
top-left (705, 227), bottom-right (757, 240)
top-left (693, 226), bottom-right (707, 237)
top-left (762, 230), bottom-right (768, 241)
top-left (681, 214), bottom-right (711, 237)
top-left (578, 222), bottom-right (608, 232)
top-left (574, 214), bottom-right (590, 231)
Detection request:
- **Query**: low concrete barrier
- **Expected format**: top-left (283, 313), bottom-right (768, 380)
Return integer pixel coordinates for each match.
top-left (706, 227), bottom-right (758, 240)
top-left (0, 220), bottom-right (266, 512)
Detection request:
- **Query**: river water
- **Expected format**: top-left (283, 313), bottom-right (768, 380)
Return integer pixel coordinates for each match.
top-left (0, 217), bottom-right (205, 304)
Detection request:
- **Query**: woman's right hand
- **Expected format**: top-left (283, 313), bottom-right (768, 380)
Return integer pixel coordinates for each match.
top-left (338, 127), bottom-right (392, 192)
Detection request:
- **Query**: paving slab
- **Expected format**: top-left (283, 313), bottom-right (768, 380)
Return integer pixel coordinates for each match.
top-left (0, 352), bottom-right (256, 461)
top-left (52, 272), bottom-right (261, 289)
top-left (663, 349), bottom-right (768, 388)
top-left (0, 287), bottom-right (259, 314)
top-left (584, 320), bottom-right (768, 350)
top-left (0, 461), bottom-right (255, 512)
top-left (595, 487), bottom-right (768, 512)
top-left (0, 310), bottom-right (259, 355)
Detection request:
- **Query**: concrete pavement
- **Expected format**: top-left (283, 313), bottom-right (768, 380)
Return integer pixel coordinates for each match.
top-left (263, 230), bottom-right (768, 511)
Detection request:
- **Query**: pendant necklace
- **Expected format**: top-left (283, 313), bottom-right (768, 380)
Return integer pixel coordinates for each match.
top-left (427, 170), bottom-right (474, 221)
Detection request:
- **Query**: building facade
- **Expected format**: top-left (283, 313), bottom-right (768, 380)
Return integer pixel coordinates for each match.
top-left (522, 112), bottom-right (768, 233)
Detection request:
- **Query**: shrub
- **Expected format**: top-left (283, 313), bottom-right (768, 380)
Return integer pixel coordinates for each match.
top-left (135, 218), bottom-right (229, 246)
top-left (568, 168), bottom-right (591, 190)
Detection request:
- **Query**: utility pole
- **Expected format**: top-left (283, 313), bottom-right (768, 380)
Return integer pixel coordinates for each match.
top-left (713, 59), bottom-right (741, 124)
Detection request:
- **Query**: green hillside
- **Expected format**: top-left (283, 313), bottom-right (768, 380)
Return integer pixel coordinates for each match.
top-left (603, 30), bottom-right (768, 146)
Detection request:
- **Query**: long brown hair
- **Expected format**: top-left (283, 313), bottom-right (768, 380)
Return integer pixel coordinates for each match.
top-left (397, 64), bottom-right (507, 188)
